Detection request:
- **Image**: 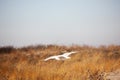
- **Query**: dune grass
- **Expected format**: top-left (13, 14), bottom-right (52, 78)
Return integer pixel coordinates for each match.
top-left (0, 45), bottom-right (120, 80)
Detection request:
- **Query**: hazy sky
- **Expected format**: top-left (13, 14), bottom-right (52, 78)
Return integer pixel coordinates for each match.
top-left (0, 0), bottom-right (120, 47)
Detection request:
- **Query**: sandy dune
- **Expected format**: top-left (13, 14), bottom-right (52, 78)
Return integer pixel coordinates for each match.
top-left (106, 69), bottom-right (120, 80)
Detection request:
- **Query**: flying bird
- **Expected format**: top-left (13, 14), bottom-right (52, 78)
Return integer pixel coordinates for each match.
top-left (44, 51), bottom-right (77, 61)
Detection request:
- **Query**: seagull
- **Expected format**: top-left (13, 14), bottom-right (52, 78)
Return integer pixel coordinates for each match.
top-left (44, 51), bottom-right (77, 61)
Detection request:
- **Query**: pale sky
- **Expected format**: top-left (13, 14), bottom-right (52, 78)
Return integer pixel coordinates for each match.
top-left (0, 0), bottom-right (120, 47)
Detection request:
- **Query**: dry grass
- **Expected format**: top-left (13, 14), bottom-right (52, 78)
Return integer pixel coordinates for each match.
top-left (0, 44), bottom-right (120, 80)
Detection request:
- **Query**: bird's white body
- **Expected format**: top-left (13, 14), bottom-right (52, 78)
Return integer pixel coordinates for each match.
top-left (44, 51), bottom-right (77, 61)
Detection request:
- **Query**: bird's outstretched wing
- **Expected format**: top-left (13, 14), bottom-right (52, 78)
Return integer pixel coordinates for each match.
top-left (62, 51), bottom-right (77, 57)
top-left (44, 56), bottom-right (60, 61)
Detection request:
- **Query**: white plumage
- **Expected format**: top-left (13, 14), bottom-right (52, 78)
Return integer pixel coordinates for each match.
top-left (44, 51), bottom-right (77, 61)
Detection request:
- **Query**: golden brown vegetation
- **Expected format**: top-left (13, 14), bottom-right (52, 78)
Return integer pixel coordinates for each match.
top-left (0, 45), bottom-right (120, 80)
